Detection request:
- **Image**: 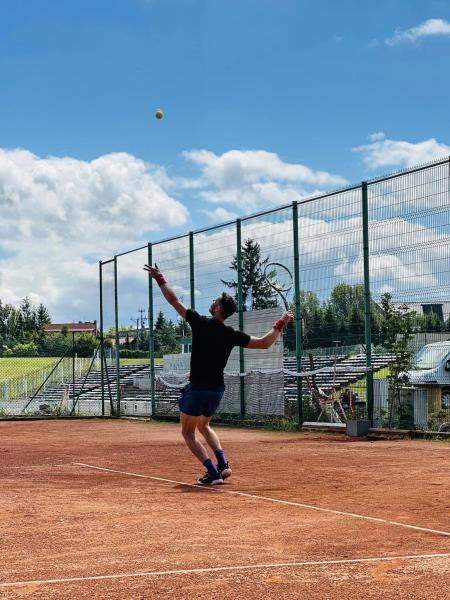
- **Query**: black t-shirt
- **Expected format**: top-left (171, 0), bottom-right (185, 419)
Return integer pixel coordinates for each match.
top-left (185, 309), bottom-right (250, 386)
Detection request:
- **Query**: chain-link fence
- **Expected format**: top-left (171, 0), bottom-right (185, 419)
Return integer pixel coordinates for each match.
top-left (96, 157), bottom-right (450, 432)
top-left (4, 158), bottom-right (448, 430)
top-left (0, 331), bottom-right (104, 417)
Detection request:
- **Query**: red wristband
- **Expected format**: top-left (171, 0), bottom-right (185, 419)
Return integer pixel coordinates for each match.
top-left (155, 273), bottom-right (166, 286)
top-left (273, 319), bottom-right (285, 332)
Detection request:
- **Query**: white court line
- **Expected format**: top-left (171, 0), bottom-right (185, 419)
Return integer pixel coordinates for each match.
top-left (75, 463), bottom-right (450, 538)
top-left (1, 553), bottom-right (449, 589)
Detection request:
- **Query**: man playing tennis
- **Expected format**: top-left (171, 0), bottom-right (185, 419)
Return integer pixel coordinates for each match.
top-left (144, 263), bottom-right (293, 485)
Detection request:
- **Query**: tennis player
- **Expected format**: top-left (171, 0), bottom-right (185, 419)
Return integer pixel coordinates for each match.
top-left (144, 263), bottom-right (293, 485)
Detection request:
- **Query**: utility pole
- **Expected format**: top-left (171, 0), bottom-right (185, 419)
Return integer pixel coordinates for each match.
top-left (138, 308), bottom-right (147, 329)
top-left (131, 309), bottom-right (148, 351)
top-left (130, 317), bottom-right (139, 349)
top-left (138, 308), bottom-right (147, 351)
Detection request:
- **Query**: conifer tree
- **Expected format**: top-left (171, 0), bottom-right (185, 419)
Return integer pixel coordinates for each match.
top-left (221, 239), bottom-right (278, 310)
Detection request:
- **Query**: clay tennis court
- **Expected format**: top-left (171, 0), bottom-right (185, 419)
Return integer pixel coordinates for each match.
top-left (1, 419), bottom-right (449, 599)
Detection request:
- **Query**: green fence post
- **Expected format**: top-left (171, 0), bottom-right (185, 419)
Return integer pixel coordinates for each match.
top-left (72, 331), bottom-right (76, 413)
top-left (236, 219), bottom-right (245, 418)
top-left (189, 232), bottom-right (195, 309)
top-left (114, 256), bottom-right (121, 418)
top-left (147, 243), bottom-right (156, 416)
top-left (362, 181), bottom-right (374, 424)
top-left (292, 202), bottom-right (303, 427)
top-left (99, 261), bottom-right (105, 416)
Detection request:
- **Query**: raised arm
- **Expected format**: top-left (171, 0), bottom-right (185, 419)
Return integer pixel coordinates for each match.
top-left (246, 311), bottom-right (294, 349)
top-left (143, 264), bottom-right (187, 319)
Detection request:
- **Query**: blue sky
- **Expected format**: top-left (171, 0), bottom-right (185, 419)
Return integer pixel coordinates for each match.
top-left (2, 1), bottom-right (449, 179)
top-left (0, 0), bottom-right (450, 321)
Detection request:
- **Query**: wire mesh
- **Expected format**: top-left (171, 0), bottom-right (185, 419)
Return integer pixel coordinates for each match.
top-left (368, 161), bottom-right (450, 430)
top-left (98, 259), bottom-right (117, 416)
top-left (297, 188), bottom-right (367, 423)
top-left (150, 237), bottom-right (191, 416)
top-left (91, 157), bottom-right (450, 433)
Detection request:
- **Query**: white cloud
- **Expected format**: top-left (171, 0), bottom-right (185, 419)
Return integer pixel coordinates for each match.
top-left (0, 148), bottom-right (188, 320)
top-left (107, 205), bottom-right (449, 326)
top-left (184, 149), bottom-right (347, 188)
top-left (182, 149), bottom-right (347, 216)
top-left (2, 142), bottom-right (448, 328)
top-left (199, 181), bottom-right (317, 213)
top-left (353, 132), bottom-right (450, 169)
top-left (203, 207), bottom-right (238, 223)
top-left (385, 18), bottom-right (450, 46)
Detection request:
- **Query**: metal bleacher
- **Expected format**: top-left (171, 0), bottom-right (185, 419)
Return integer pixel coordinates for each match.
top-left (283, 353), bottom-right (395, 399)
top-left (31, 353), bottom-right (395, 416)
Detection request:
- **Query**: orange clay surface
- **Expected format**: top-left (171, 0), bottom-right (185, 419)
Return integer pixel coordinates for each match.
top-left (0, 418), bottom-right (449, 599)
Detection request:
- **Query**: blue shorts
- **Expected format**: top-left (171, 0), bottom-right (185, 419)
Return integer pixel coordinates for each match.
top-left (179, 384), bottom-right (225, 417)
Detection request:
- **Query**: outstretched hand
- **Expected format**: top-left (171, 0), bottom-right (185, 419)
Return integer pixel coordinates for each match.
top-left (143, 263), bottom-right (161, 279)
top-left (143, 263), bottom-right (166, 286)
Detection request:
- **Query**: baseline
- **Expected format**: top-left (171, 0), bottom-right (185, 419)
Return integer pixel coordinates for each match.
top-left (1, 553), bottom-right (449, 589)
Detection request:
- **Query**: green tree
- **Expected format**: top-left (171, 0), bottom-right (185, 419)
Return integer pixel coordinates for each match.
top-left (19, 297), bottom-right (36, 339)
top-left (327, 283), bottom-right (365, 344)
top-left (153, 311), bottom-right (179, 357)
top-left (380, 293), bottom-right (415, 428)
top-left (175, 318), bottom-right (191, 339)
top-left (4, 341), bottom-right (39, 357)
top-left (74, 333), bottom-right (98, 357)
top-left (299, 290), bottom-right (323, 349)
top-left (221, 239), bottom-right (278, 310)
top-left (39, 333), bottom-right (72, 357)
top-left (35, 303), bottom-right (51, 336)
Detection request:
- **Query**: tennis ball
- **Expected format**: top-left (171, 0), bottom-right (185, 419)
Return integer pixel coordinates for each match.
top-left (155, 108), bottom-right (164, 120)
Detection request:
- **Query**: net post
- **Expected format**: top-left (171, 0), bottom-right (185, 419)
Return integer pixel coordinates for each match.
top-left (189, 232), bottom-right (195, 309)
top-left (99, 261), bottom-right (105, 416)
top-left (362, 181), bottom-right (374, 424)
top-left (114, 256), bottom-right (121, 418)
top-left (292, 201), bottom-right (303, 427)
top-left (236, 218), bottom-right (246, 417)
top-left (147, 243), bottom-right (156, 416)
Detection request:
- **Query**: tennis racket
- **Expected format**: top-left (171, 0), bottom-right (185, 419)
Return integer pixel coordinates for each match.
top-left (263, 262), bottom-right (293, 311)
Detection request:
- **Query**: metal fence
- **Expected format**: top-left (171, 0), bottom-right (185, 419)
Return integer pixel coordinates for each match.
top-left (3, 158), bottom-right (449, 431)
top-left (0, 333), bottom-right (110, 417)
top-left (95, 156), bottom-right (450, 432)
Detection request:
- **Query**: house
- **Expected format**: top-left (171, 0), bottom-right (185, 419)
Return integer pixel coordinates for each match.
top-left (391, 302), bottom-right (450, 323)
top-left (44, 321), bottom-right (97, 335)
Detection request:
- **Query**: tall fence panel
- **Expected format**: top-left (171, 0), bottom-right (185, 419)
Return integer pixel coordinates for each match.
top-left (0, 334), bottom-right (102, 417)
top-left (99, 259), bottom-right (117, 417)
top-left (91, 156), bottom-right (450, 432)
top-left (235, 207), bottom-right (296, 422)
top-left (297, 187), bottom-right (367, 424)
top-left (150, 236), bottom-right (191, 416)
top-left (367, 160), bottom-right (450, 430)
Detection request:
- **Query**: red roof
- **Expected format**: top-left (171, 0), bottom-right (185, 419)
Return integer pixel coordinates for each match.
top-left (44, 322), bottom-right (97, 333)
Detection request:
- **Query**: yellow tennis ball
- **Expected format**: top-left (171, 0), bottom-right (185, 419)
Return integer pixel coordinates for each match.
top-left (155, 108), bottom-right (164, 120)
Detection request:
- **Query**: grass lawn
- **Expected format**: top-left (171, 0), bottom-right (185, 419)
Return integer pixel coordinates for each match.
top-left (0, 356), bottom-right (163, 383)
top-left (349, 366), bottom-right (391, 395)
top-left (0, 357), bottom-right (60, 382)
